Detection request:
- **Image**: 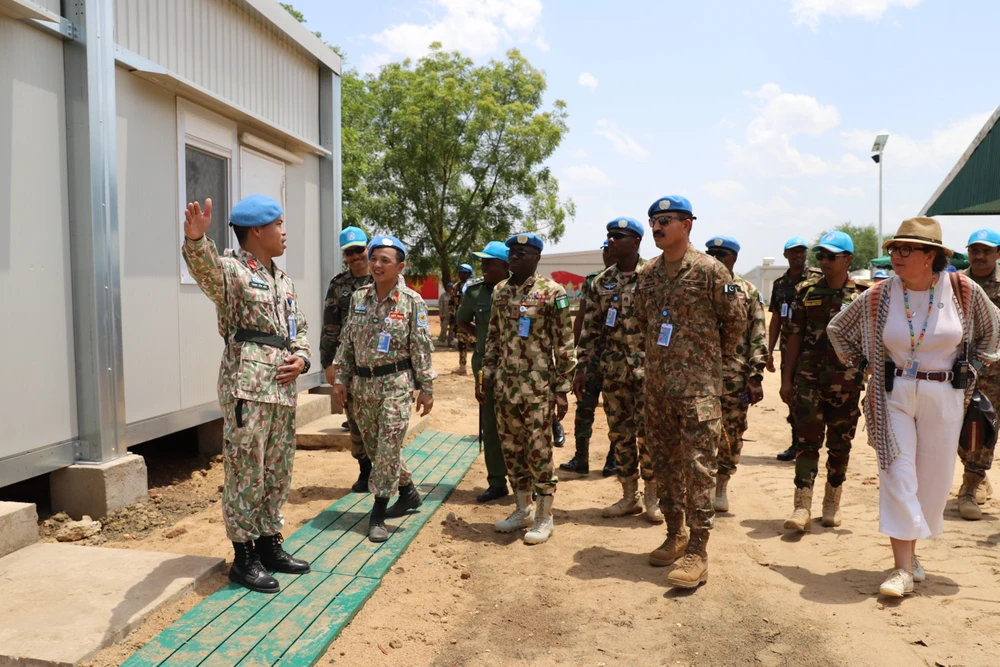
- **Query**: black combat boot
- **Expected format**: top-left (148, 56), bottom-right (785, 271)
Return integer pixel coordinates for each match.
top-left (553, 421), bottom-right (566, 447)
top-left (559, 438), bottom-right (590, 474)
top-left (386, 483), bottom-right (423, 518)
top-left (229, 541), bottom-right (280, 594)
top-left (351, 458), bottom-right (372, 493)
top-left (369, 496), bottom-right (390, 542)
top-left (776, 444), bottom-right (798, 462)
top-left (255, 534), bottom-right (311, 574)
top-left (602, 445), bottom-right (617, 477)
top-left (476, 484), bottom-right (510, 503)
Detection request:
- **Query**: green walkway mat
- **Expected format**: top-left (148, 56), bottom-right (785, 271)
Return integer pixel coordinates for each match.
top-left (123, 431), bottom-right (479, 667)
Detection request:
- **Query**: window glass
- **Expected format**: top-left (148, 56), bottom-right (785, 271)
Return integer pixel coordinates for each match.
top-left (185, 146), bottom-right (230, 252)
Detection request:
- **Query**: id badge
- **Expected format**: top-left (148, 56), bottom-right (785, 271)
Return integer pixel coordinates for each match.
top-left (288, 315), bottom-right (296, 339)
top-left (605, 307), bottom-right (617, 327)
top-left (377, 332), bottom-right (391, 353)
top-left (780, 303), bottom-right (789, 318)
top-left (656, 323), bottom-right (673, 347)
top-left (902, 358), bottom-right (919, 379)
top-left (517, 317), bottom-right (531, 338)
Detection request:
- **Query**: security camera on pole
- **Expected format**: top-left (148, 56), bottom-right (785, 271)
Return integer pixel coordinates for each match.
top-left (871, 134), bottom-right (889, 255)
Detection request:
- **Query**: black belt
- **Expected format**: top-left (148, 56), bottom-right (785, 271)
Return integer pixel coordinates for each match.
top-left (356, 358), bottom-right (413, 378)
top-left (232, 328), bottom-right (289, 349)
top-left (893, 368), bottom-right (954, 382)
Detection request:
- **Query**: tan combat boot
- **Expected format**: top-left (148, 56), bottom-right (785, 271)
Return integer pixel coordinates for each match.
top-left (643, 479), bottom-right (664, 524)
top-left (524, 494), bottom-right (554, 544)
top-left (784, 485), bottom-right (813, 532)
top-left (649, 511), bottom-right (688, 566)
top-left (667, 529), bottom-right (709, 589)
top-left (495, 490), bottom-right (534, 532)
top-left (821, 482), bottom-right (842, 527)
top-left (602, 478), bottom-right (641, 517)
top-left (958, 472), bottom-right (983, 521)
top-left (977, 473), bottom-right (993, 505)
top-left (714, 474), bottom-right (730, 513)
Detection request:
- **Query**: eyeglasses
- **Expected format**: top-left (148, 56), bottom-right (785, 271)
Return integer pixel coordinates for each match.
top-left (344, 246), bottom-right (366, 257)
top-left (607, 231), bottom-right (636, 241)
top-left (886, 245), bottom-right (928, 258)
top-left (649, 214), bottom-right (695, 227)
top-left (815, 251), bottom-right (848, 262)
top-left (706, 249), bottom-right (734, 259)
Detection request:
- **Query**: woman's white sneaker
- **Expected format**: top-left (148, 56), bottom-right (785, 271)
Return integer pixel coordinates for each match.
top-left (911, 555), bottom-right (926, 582)
top-left (879, 568), bottom-right (914, 597)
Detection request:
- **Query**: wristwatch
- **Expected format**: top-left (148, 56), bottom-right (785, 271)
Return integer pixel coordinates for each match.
top-left (297, 356), bottom-right (311, 374)
top-left (750, 373), bottom-right (763, 383)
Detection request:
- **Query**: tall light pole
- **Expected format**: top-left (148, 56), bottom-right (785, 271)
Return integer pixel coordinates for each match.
top-left (871, 134), bottom-right (889, 255)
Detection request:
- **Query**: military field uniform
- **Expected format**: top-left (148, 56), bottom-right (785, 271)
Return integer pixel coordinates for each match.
top-left (578, 265), bottom-right (651, 482)
top-left (718, 276), bottom-right (768, 477)
top-left (320, 270), bottom-right (373, 462)
top-left (961, 264), bottom-right (1000, 477)
top-left (483, 273), bottom-right (576, 495)
top-left (452, 277), bottom-right (474, 368)
top-left (786, 277), bottom-right (867, 489)
top-left (333, 282), bottom-right (436, 498)
top-left (635, 245), bottom-right (747, 534)
top-left (183, 236), bottom-right (310, 543)
top-left (457, 277), bottom-right (507, 490)
top-left (575, 272), bottom-right (603, 440)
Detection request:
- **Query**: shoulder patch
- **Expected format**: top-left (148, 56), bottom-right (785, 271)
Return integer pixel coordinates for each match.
top-left (417, 310), bottom-right (429, 328)
top-left (758, 292), bottom-right (765, 304)
top-left (555, 295), bottom-right (569, 310)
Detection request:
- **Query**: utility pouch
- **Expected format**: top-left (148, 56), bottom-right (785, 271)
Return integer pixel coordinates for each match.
top-left (885, 360), bottom-right (896, 393)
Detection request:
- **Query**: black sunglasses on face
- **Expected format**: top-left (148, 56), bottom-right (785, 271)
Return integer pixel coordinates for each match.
top-left (607, 231), bottom-right (637, 241)
top-left (344, 246), bottom-right (366, 256)
top-left (706, 249), bottom-right (733, 259)
top-left (815, 251), bottom-right (847, 262)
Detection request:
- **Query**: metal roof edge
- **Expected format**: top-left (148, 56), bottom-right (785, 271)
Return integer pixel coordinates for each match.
top-left (239, 0), bottom-right (342, 76)
top-left (920, 104), bottom-right (1000, 216)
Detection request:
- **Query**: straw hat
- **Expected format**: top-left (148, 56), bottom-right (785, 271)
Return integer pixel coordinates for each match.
top-left (882, 216), bottom-right (953, 257)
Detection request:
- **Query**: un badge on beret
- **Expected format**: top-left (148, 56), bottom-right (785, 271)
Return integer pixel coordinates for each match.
top-left (347, 231), bottom-right (356, 241)
top-left (618, 219), bottom-right (628, 228)
top-left (517, 235), bottom-right (528, 244)
top-left (713, 238), bottom-right (724, 246)
top-left (658, 200), bottom-right (669, 211)
top-left (979, 230), bottom-right (989, 239)
top-left (382, 238), bottom-right (393, 246)
top-left (824, 233), bottom-right (836, 242)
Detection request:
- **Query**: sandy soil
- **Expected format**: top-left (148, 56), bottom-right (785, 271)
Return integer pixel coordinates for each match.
top-left (80, 317), bottom-right (1000, 667)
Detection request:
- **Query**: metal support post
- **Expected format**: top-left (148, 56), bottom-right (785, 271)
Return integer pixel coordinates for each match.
top-left (319, 67), bottom-right (343, 291)
top-left (878, 155), bottom-right (884, 256)
top-left (62, 0), bottom-right (126, 462)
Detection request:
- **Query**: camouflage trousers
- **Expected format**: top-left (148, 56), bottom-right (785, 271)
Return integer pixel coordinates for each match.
top-left (603, 379), bottom-right (653, 481)
top-left (780, 355), bottom-right (798, 446)
top-left (718, 392), bottom-right (749, 477)
top-left (574, 375), bottom-right (602, 440)
top-left (495, 399), bottom-right (557, 495)
top-left (960, 374), bottom-right (999, 476)
top-left (456, 331), bottom-right (473, 368)
top-left (221, 399), bottom-right (296, 543)
top-left (345, 392), bottom-right (368, 462)
top-left (353, 382), bottom-right (413, 498)
top-left (646, 396), bottom-right (719, 531)
top-left (793, 383), bottom-right (862, 489)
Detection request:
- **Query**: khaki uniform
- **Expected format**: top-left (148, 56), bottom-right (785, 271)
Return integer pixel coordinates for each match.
top-left (334, 283), bottom-right (436, 498)
top-left (961, 265), bottom-right (1000, 475)
top-left (452, 278), bottom-right (474, 366)
top-left (483, 273), bottom-right (576, 495)
top-left (635, 245), bottom-right (747, 531)
top-left (718, 276), bottom-right (768, 477)
top-left (575, 272), bottom-right (603, 439)
top-left (182, 236), bottom-right (310, 543)
top-left (577, 265), bottom-right (651, 481)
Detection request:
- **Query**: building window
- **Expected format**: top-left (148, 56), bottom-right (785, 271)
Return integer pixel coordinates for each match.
top-left (185, 145), bottom-right (230, 253)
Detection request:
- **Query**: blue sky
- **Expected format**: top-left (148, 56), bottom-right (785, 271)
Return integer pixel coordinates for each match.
top-left (292, 0), bottom-right (1000, 272)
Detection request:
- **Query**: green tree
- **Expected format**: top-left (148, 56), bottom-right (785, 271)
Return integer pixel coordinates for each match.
top-left (809, 222), bottom-right (879, 272)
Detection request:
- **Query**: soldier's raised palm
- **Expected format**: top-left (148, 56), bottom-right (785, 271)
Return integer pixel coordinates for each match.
top-left (184, 198), bottom-right (213, 241)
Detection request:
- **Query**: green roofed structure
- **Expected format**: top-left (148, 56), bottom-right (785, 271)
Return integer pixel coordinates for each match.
top-left (922, 106), bottom-right (1000, 216)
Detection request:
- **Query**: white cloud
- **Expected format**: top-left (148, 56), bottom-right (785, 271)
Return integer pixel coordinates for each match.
top-left (702, 180), bottom-right (747, 200)
top-left (829, 185), bottom-right (866, 198)
top-left (359, 52), bottom-right (393, 74)
top-left (570, 148), bottom-right (588, 160)
top-left (779, 185), bottom-right (798, 197)
top-left (560, 164), bottom-right (615, 189)
top-left (594, 119), bottom-right (649, 161)
top-left (578, 72), bottom-right (598, 92)
top-left (368, 0), bottom-right (545, 60)
top-left (840, 112), bottom-right (992, 172)
top-left (791, 0), bottom-right (922, 30)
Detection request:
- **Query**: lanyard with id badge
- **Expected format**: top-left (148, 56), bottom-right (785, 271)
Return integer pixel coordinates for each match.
top-left (518, 305), bottom-right (531, 338)
top-left (606, 294), bottom-right (619, 328)
top-left (901, 277), bottom-right (937, 378)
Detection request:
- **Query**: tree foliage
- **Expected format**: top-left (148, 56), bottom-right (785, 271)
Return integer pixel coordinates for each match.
top-left (809, 222), bottom-right (879, 272)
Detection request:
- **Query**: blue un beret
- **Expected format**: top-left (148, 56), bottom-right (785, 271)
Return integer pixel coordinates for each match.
top-left (340, 226), bottom-right (368, 249)
top-left (706, 236), bottom-right (741, 254)
top-left (648, 195), bottom-right (694, 218)
top-left (607, 216), bottom-right (645, 239)
top-left (505, 233), bottom-right (544, 252)
top-left (230, 194), bottom-right (283, 228)
top-left (368, 235), bottom-right (407, 259)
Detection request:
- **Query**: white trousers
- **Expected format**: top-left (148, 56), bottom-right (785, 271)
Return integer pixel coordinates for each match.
top-left (880, 378), bottom-right (964, 540)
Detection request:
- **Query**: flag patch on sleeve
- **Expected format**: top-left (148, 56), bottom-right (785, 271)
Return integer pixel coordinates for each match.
top-left (555, 295), bottom-right (569, 310)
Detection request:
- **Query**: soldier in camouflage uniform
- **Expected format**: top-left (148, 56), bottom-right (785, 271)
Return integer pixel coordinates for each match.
top-left (482, 233), bottom-right (576, 545)
top-left (333, 236), bottom-right (436, 543)
top-left (705, 236), bottom-right (767, 515)
top-left (320, 226), bottom-right (373, 493)
top-left (182, 195), bottom-right (312, 594)
top-left (453, 264), bottom-right (475, 375)
top-left (780, 231), bottom-right (867, 532)
top-left (767, 237), bottom-right (822, 462)
top-left (577, 218), bottom-right (662, 523)
top-left (561, 241), bottom-right (616, 475)
top-left (636, 195), bottom-right (747, 589)
top-left (958, 228), bottom-right (1000, 519)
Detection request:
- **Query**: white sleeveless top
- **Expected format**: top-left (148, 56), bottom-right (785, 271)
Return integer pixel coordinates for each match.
top-left (883, 274), bottom-right (964, 371)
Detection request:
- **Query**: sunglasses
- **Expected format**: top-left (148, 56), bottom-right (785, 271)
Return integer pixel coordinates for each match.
top-left (886, 245), bottom-right (929, 258)
top-left (344, 246), bottom-right (366, 257)
top-left (706, 249), bottom-right (734, 259)
top-left (607, 231), bottom-right (637, 241)
top-left (815, 251), bottom-right (848, 262)
top-left (648, 214), bottom-right (695, 227)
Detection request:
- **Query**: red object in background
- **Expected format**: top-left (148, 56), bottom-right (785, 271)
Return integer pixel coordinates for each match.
top-left (550, 270), bottom-right (586, 286)
top-left (405, 275), bottom-right (440, 300)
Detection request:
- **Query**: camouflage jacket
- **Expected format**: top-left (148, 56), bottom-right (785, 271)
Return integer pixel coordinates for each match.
top-left (451, 277), bottom-right (476, 344)
top-left (333, 282), bottom-right (437, 395)
top-left (964, 264), bottom-right (1000, 390)
top-left (635, 244), bottom-right (747, 398)
top-left (722, 275), bottom-right (768, 392)
top-left (578, 271), bottom-right (599, 307)
top-left (482, 272), bottom-right (577, 404)
top-left (769, 268), bottom-right (822, 351)
top-left (319, 270), bottom-right (372, 368)
top-left (577, 264), bottom-right (643, 383)
top-left (182, 236), bottom-right (309, 407)
top-left (787, 276), bottom-right (867, 392)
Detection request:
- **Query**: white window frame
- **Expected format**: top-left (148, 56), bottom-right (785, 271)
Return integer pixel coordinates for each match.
top-left (177, 100), bottom-right (239, 285)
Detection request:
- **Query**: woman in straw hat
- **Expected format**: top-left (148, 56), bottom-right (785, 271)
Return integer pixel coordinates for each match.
top-left (828, 217), bottom-right (1000, 597)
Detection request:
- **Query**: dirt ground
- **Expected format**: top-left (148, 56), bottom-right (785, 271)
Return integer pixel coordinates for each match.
top-left (78, 316), bottom-right (1000, 667)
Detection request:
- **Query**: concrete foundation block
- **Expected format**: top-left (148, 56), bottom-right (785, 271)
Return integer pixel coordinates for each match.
top-left (196, 418), bottom-right (224, 456)
top-left (0, 502), bottom-right (39, 559)
top-left (50, 454), bottom-right (148, 520)
top-left (296, 392), bottom-right (331, 427)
